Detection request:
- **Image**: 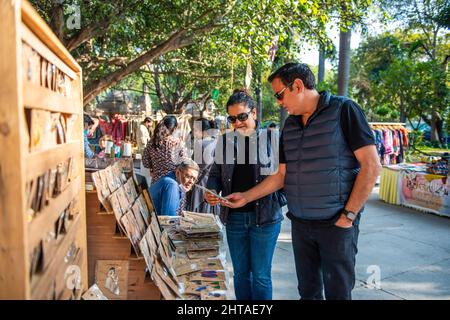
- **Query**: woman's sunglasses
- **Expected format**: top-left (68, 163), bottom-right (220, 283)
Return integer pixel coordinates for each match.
top-left (227, 110), bottom-right (252, 123)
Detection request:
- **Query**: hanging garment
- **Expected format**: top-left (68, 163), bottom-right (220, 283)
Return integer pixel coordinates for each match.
top-left (397, 129), bottom-right (404, 163)
top-left (392, 130), bottom-right (400, 156)
top-left (373, 129), bottom-right (385, 158)
top-left (400, 127), bottom-right (409, 147)
top-left (383, 129), bottom-right (393, 155)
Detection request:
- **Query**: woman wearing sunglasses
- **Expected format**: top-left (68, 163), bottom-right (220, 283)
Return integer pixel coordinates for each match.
top-left (205, 89), bottom-right (284, 300)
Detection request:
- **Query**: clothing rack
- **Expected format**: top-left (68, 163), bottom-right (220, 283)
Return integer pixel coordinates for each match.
top-left (369, 122), bottom-right (409, 132)
top-left (369, 122), bottom-right (406, 126)
top-left (370, 122), bottom-right (409, 165)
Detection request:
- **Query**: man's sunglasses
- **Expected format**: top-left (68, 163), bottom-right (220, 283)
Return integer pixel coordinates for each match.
top-left (273, 81), bottom-right (294, 100)
top-left (227, 110), bottom-right (252, 123)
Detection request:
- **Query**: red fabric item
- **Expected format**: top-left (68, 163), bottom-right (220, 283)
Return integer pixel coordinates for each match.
top-left (400, 128), bottom-right (409, 147)
top-left (98, 118), bottom-right (113, 136)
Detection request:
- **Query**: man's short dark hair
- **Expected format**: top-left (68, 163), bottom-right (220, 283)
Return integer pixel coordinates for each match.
top-left (268, 122), bottom-right (277, 129)
top-left (268, 62), bottom-right (316, 90)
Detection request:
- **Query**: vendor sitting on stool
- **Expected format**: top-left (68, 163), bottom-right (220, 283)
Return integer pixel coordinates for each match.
top-left (150, 159), bottom-right (199, 216)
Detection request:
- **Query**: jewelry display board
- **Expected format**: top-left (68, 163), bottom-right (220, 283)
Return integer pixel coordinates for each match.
top-left (0, 0), bottom-right (87, 299)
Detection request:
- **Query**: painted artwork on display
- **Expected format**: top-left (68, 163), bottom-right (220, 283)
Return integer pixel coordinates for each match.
top-left (399, 171), bottom-right (450, 216)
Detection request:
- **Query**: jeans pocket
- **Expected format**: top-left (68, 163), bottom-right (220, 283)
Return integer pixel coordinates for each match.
top-left (332, 224), bottom-right (354, 232)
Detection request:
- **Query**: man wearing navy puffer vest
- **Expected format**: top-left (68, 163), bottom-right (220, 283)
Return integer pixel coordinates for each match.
top-left (224, 62), bottom-right (382, 300)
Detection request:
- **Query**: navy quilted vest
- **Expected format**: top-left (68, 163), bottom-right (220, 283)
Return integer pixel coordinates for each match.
top-left (282, 91), bottom-right (360, 220)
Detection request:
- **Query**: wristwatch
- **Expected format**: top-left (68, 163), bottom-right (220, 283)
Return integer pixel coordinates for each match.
top-left (342, 209), bottom-right (357, 222)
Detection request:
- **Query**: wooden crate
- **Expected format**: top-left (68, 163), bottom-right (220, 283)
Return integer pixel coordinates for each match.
top-left (85, 188), bottom-right (160, 300)
top-left (0, 0), bottom-right (87, 299)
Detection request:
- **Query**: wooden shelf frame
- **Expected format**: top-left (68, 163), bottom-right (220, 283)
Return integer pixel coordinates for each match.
top-left (0, 0), bottom-right (87, 300)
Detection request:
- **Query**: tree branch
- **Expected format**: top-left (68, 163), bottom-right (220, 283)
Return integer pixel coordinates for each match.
top-left (164, 58), bottom-right (213, 67)
top-left (140, 69), bottom-right (224, 79)
top-left (112, 87), bottom-right (158, 96)
top-left (83, 3), bottom-right (232, 106)
top-left (49, 1), bottom-right (64, 42)
top-left (66, 18), bottom-right (112, 51)
top-left (65, 1), bottom-right (140, 51)
top-left (83, 27), bottom-right (191, 105)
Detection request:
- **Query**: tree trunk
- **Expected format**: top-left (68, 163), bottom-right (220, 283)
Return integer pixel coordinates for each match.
top-left (436, 117), bottom-right (444, 144)
top-left (254, 68), bottom-right (263, 123)
top-left (142, 83), bottom-right (152, 116)
top-left (399, 99), bottom-right (406, 123)
top-left (338, 29), bottom-right (351, 96)
top-left (430, 110), bottom-right (443, 146)
top-left (153, 65), bottom-right (172, 113)
top-left (49, 1), bottom-right (65, 42)
top-left (318, 47), bottom-right (325, 83)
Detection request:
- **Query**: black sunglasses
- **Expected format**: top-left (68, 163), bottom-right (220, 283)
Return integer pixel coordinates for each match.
top-left (273, 81), bottom-right (294, 100)
top-left (227, 110), bottom-right (252, 123)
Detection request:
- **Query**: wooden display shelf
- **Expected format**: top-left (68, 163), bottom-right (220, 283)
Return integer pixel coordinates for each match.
top-left (26, 142), bottom-right (81, 181)
top-left (23, 82), bottom-right (80, 115)
top-left (28, 175), bottom-right (82, 249)
top-left (0, 0), bottom-right (87, 299)
top-left (85, 179), bottom-right (161, 300)
top-left (21, 22), bottom-right (76, 80)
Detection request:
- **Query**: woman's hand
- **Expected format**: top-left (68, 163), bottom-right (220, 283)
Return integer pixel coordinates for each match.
top-left (221, 192), bottom-right (249, 208)
top-left (205, 190), bottom-right (221, 205)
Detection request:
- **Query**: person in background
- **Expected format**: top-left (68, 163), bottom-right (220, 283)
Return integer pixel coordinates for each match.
top-left (136, 117), bottom-right (153, 188)
top-left (137, 117), bottom-right (152, 153)
top-left (84, 114), bottom-right (95, 159)
top-left (143, 116), bottom-right (187, 183)
top-left (187, 118), bottom-right (219, 214)
top-left (150, 159), bottom-right (200, 216)
top-left (205, 89), bottom-right (284, 300)
top-left (97, 134), bottom-right (113, 158)
top-left (267, 122), bottom-right (277, 130)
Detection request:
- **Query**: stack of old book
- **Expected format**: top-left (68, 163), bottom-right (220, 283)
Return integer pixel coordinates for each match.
top-left (179, 211), bottom-right (222, 239)
top-left (158, 212), bottom-right (228, 300)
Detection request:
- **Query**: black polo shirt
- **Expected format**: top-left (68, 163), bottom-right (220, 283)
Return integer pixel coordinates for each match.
top-left (279, 97), bottom-right (375, 163)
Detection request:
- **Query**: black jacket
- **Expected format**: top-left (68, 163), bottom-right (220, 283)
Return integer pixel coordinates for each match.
top-left (207, 123), bottom-right (284, 227)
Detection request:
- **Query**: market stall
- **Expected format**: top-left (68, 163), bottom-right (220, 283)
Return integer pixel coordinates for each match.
top-left (379, 163), bottom-right (450, 217)
top-left (86, 163), bottom-right (229, 300)
top-left (373, 121), bottom-right (450, 217)
top-left (84, 161), bottom-right (161, 300)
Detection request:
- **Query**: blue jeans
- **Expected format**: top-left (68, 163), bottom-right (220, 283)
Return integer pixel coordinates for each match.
top-left (226, 211), bottom-right (281, 300)
top-left (149, 172), bottom-right (182, 216)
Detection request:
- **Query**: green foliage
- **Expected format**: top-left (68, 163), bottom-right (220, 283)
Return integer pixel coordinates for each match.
top-left (348, 30), bottom-right (449, 123)
top-left (261, 75), bottom-right (279, 123)
top-left (30, 0), bottom-right (372, 109)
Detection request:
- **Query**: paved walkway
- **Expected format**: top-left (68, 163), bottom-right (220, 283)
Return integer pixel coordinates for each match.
top-left (225, 187), bottom-right (450, 300)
